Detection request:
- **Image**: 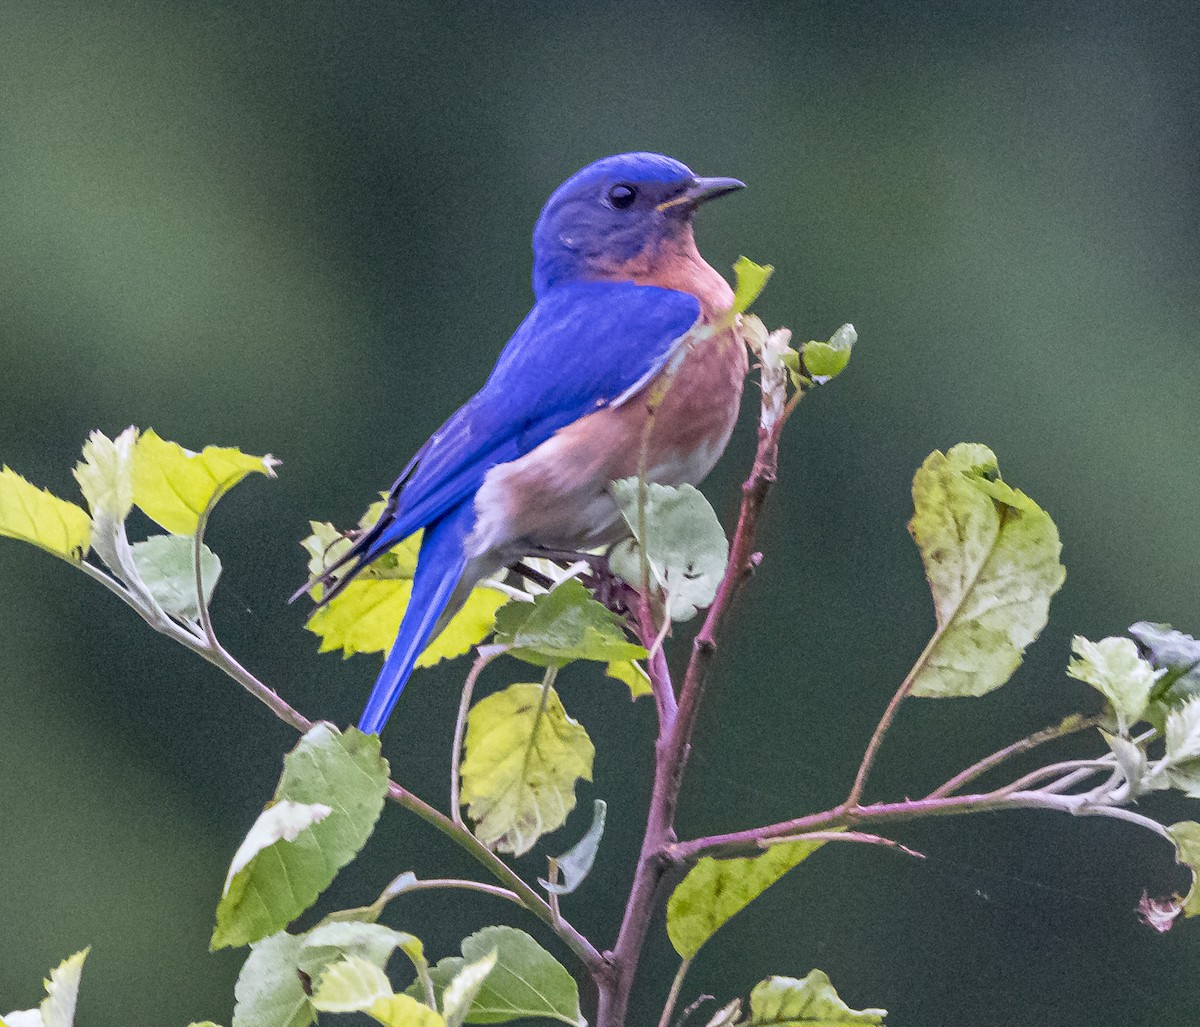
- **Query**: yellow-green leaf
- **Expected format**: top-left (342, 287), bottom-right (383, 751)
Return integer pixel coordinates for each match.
top-left (412, 926), bottom-right (584, 1026)
top-left (742, 971), bottom-right (886, 1025)
top-left (311, 955), bottom-right (393, 1013)
top-left (460, 683), bottom-right (594, 856)
top-left (605, 659), bottom-right (653, 699)
top-left (73, 427), bottom-right (136, 521)
top-left (731, 256), bottom-right (774, 314)
top-left (132, 429), bottom-right (277, 534)
top-left (302, 519), bottom-right (506, 667)
top-left (212, 725), bottom-right (389, 950)
top-left (667, 839), bottom-right (825, 959)
top-left (0, 467), bottom-right (91, 561)
top-left (369, 994), bottom-right (446, 1027)
top-left (492, 579), bottom-right (646, 666)
top-left (908, 444), bottom-right (1065, 698)
top-left (306, 578), bottom-right (507, 666)
top-left (1169, 822), bottom-right (1200, 918)
top-left (802, 324), bottom-right (856, 381)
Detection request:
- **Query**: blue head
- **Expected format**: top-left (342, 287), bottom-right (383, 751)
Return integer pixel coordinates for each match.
top-left (531, 152), bottom-right (744, 297)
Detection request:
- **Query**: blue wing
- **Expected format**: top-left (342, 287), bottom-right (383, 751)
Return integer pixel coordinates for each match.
top-left (306, 280), bottom-right (701, 600)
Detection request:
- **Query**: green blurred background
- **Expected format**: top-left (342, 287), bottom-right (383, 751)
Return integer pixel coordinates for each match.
top-left (1, 1), bottom-right (1197, 1022)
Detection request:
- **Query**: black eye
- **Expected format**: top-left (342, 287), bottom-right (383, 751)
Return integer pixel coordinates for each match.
top-left (608, 184), bottom-right (637, 209)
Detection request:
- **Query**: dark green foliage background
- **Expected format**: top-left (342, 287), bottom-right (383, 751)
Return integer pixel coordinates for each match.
top-left (1, 1), bottom-right (1197, 1022)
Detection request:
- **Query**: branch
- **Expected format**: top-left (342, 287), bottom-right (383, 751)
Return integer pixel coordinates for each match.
top-left (76, 553), bottom-right (605, 974)
top-left (599, 338), bottom-right (795, 1025)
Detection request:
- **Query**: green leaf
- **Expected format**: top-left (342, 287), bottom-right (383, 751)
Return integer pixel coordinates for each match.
top-left (369, 994), bottom-right (446, 1027)
top-left (801, 324), bottom-right (857, 381)
top-left (132, 429), bottom-right (277, 535)
top-left (667, 839), bottom-right (825, 959)
top-left (1168, 822), bottom-right (1200, 918)
top-left (0, 467), bottom-right (91, 561)
top-left (539, 799), bottom-right (607, 896)
top-left (459, 683), bottom-right (594, 856)
top-left (1129, 622), bottom-right (1200, 704)
top-left (223, 800), bottom-right (332, 892)
top-left (232, 933), bottom-right (314, 1027)
top-left (1067, 635), bottom-right (1162, 732)
top-left (739, 971), bottom-right (886, 1025)
top-left (493, 579), bottom-right (646, 667)
top-left (73, 427), bottom-right (136, 522)
top-left (731, 256), bottom-right (774, 314)
top-left (442, 951), bottom-right (497, 1027)
top-left (302, 519), bottom-right (507, 667)
top-left (1163, 699), bottom-right (1200, 796)
top-left (416, 927), bottom-right (584, 1026)
top-left (311, 955), bottom-right (393, 1013)
top-left (129, 533), bottom-right (222, 619)
top-left (604, 659), bottom-right (653, 699)
top-left (609, 480), bottom-right (729, 622)
top-left (2, 949), bottom-right (89, 1027)
top-left (298, 922), bottom-right (421, 981)
top-left (907, 444), bottom-right (1065, 698)
top-left (212, 724), bottom-right (389, 949)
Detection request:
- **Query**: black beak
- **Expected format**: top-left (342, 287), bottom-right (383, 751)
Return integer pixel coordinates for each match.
top-left (657, 175), bottom-right (746, 213)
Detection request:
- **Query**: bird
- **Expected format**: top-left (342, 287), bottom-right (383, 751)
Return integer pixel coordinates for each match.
top-left (304, 152), bottom-right (749, 733)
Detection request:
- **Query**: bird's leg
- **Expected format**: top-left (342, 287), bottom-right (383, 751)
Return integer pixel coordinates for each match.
top-left (508, 560), bottom-right (557, 592)
top-left (524, 546), bottom-right (634, 617)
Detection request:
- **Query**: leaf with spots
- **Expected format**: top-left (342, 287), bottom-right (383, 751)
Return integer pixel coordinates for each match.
top-left (609, 480), bottom-right (728, 622)
top-left (736, 971), bottom-right (886, 1025)
top-left (907, 444), bottom-right (1065, 698)
top-left (459, 682), bottom-right (594, 856)
top-left (667, 838), bottom-right (826, 959)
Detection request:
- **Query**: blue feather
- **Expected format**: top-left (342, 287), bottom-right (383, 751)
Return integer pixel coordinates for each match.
top-left (357, 499), bottom-right (477, 734)
top-left (317, 281), bottom-right (700, 596)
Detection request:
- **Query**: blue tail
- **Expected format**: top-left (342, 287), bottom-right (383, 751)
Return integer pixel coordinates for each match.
top-left (357, 500), bottom-right (476, 734)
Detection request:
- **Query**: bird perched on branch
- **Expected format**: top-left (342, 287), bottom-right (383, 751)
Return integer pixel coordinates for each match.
top-left (301, 152), bottom-right (748, 733)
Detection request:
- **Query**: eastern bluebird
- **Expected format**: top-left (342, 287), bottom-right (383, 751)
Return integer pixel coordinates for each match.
top-left (306, 153), bottom-right (747, 733)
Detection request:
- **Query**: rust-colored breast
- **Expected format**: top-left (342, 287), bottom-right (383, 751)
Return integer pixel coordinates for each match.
top-left (470, 229), bottom-right (747, 555)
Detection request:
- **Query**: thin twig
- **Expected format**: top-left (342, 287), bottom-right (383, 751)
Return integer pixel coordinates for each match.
top-left (760, 829), bottom-right (925, 860)
top-left (77, 546), bottom-right (604, 973)
top-left (924, 715), bottom-right (1103, 799)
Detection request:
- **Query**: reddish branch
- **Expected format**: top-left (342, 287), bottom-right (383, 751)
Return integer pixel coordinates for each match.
top-left (594, 410), bottom-right (786, 1026)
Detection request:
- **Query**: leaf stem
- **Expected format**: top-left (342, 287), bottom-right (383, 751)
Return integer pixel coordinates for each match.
top-left (846, 631), bottom-right (940, 808)
top-left (657, 959), bottom-right (692, 1027)
top-left (390, 876), bottom-right (523, 907)
top-left (451, 647), bottom-right (502, 828)
top-left (194, 493), bottom-right (221, 650)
